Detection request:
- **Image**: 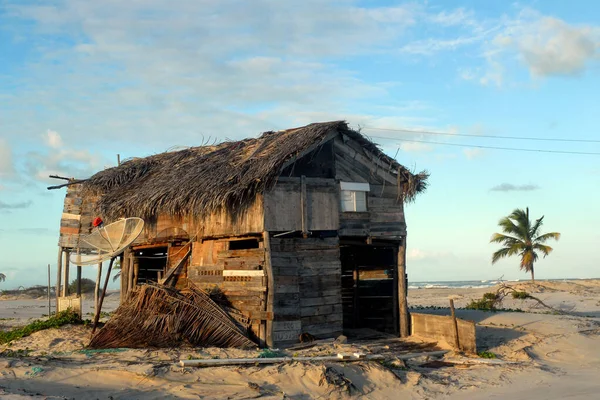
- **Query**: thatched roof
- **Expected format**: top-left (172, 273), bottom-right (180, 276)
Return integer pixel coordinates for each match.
top-left (84, 121), bottom-right (428, 221)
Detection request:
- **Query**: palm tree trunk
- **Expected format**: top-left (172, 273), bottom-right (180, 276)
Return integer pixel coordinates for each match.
top-left (531, 265), bottom-right (535, 283)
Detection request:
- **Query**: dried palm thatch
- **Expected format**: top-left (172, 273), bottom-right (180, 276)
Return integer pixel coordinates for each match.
top-left (88, 284), bottom-right (256, 349)
top-left (83, 121), bottom-right (428, 221)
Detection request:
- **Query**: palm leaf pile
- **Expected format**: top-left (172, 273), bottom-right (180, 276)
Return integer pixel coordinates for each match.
top-left (88, 283), bottom-right (256, 349)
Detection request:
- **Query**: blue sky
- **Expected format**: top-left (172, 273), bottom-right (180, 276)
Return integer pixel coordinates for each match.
top-left (1, 0), bottom-right (599, 288)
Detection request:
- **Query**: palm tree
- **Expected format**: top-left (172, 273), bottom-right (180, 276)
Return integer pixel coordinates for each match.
top-left (0, 273), bottom-right (5, 282)
top-left (490, 207), bottom-right (560, 282)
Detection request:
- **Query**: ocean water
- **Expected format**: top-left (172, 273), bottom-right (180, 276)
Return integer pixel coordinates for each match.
top-left (408, 280), bottom-right (513, 290)
top-left (408, 278), bottom-right (591, 290)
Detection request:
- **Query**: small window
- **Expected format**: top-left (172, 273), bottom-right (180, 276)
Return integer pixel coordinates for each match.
top-left (229, 239), bottom-right (260, 250)
top-left (340, 182), bottom-right (369, 212)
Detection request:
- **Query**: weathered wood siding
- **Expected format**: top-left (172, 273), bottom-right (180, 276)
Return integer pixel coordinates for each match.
top-left (333, 135), bottom-right (407, 238)
top-left (338, 186), bottom-right (406, 238)
top-left (58, 183), bottom-right (95, 249)
top-left (264, 178), bottom-right (339, 232)
top-left (186, 238), bottom-right (267, 339)
top-left (269, 237), bottom-right (343, 346)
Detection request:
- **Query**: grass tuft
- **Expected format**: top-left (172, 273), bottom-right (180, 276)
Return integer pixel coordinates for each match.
top-left (0, 309), bottom-right (81, 345)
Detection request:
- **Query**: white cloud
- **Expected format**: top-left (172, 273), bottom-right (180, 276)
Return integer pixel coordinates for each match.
top-left (463, 148), bottom-right (485, 159)
top-left (400, 141), bottom-right (434, 152)
top-left (25, 129), bottom-right (105, 182)
top-left (498, 16), bottom-right (599, 77)
top-left (0, 0), bottom-right (483, 149)
top-left (45, 129), bottom-right (63, 148)
top-left (490, 183), bottom-right (540, 192)
top-left (407, 248), bottom-right (454, 262)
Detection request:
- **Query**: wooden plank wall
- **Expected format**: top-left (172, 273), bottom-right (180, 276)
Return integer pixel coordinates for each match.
top-left (338, 185), bottom-right (407, 238)
top-left (58, 183), bottom-right (95, 249)
top-left (264, 178), bottom-right (339, 232)
top-left (269, 237), bottom-right (343, 347)
top-left (332, 137), bottom-right (407, 239)
top-left (186, 239), bottom-right (267, 340)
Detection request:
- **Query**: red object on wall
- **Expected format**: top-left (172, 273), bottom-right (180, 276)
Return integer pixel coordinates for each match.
top-left (92, 217), bottom-right (104, 227)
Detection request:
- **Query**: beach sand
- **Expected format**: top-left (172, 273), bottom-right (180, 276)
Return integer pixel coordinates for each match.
top-left (1, 280), bottom-right (599, 399)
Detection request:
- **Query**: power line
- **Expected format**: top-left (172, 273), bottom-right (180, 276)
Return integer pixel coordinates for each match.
top-left (393, 138), bottom-right (600, 155)
top-left (363, 126), bottom-right (600, 144)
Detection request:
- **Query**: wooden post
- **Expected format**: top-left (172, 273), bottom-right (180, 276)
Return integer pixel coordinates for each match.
top-left (95, 262), bottom-right (102, 311)
top-left (120, 251), bottom-right (129, 302)
top-left (398, 237), bottom-right (409, 337)
top-left (127, 255), bottom-right (134, 293)
top-left (56, 248), bottom-right (63, 311)
top-left (76, 265), bottom-right (82, 296)
top-left (449, 299), bottom-right (460, 350)
top-left (263, 231), bottom-right (275, 347)
top-left (133, 258), bottom-right (139, 287)
top-left (47, 264), bottom-right (51, 317)
top-left (91, 257), bottom-right (115, 335)
top-left (300, 175), bottom-right (308, 237)
top-left (63, 250), bottom-right (70, 297)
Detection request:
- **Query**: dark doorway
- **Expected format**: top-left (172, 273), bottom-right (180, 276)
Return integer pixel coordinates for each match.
top-left (134, 246), bottom-right (168, 284)
top-left (340, 242), bottom-right (398, 334)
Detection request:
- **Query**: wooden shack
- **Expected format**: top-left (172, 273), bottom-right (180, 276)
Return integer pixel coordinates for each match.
top-left (56, 121), bottom-right (428, 347)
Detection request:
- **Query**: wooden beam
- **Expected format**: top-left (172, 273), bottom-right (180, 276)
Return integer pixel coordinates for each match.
top-left (76, 265), bottom-right (82, 296)
top-left (222, 270), bottom-right (265, 277)
top-left (333, 140), bottom-right (398, 184)
top-left (179, 351), bottom-right (448, 367)
top-left (280, 131), bottom-right (339, 171)
top-left (95, 262), bottom-right (102, 311)
top-left (161, 247), bottom-right (191, 286)
top-left (300, 175), bottom-right (308, 237)
top-left (63, 251), bottom-right (70, 297)
top-left (56, 248), bottom-right (63, 311)
top-left (449, 299), bottom-right (460, 350)
top-left (398, 236), bottom-right (409, 337)
top-left (127, 255), bottom-right (134, 293)
top-left (120, 251), bottom-right (130, 302)
top-left (91, 257), bottom-right (115, 335)
top-left (263, 231), bottom-right (275, 348)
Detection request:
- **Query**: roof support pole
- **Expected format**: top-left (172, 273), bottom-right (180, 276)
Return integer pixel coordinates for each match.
top-left (398, 236), bottom-right (409, 337)
top-left (63, 250), bottom-right (70, 297)
top-left (263, 231), bottom-right (274, 348)
top-left (56, 247), bottom-right (63, 311)
top-left (95, 262), bottom-right (102, 312)
top-left (76, 265), bottom-right (82, 296)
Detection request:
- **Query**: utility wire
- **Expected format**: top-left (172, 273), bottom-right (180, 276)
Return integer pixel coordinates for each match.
top-left (363, 126), bottom-right (600, 143)
top-left (393, 138), bottom-right (600, 156)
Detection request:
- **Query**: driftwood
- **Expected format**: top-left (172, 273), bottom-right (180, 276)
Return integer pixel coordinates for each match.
top-left (495, 282), bottom-right (569, 314)
top-left (179, 350), bottom-right (448, 367)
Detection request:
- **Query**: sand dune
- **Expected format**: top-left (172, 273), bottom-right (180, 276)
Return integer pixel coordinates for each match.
top-left (1, 280), bottom-right (599, 399)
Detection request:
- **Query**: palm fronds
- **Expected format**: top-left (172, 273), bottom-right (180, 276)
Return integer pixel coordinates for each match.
top-left (88, 283), bottom-right (256, 349)
top-left (81, 121), bottom-right (429, 221)
top-left (490, 207), bottom-right (560, 281)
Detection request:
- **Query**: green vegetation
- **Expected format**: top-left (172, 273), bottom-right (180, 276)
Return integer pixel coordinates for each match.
top-left (68, 278), bottom-right (96, 294)
top-left (257, 348), bottom-right (285, 358)
top-left (0, 273), bottom-right (6, 283)
top-left (490, 207), bottom-right (560, 282)
top-left (0, 309), bottom-right (81, 345)
top-left (466, 292), bottom-right (500, 311)
top-left (478, 351), bottom-right (497, 359)
top-left (512, 290), bottom-right (530, 300)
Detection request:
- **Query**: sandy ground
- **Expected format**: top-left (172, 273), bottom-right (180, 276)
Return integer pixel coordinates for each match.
top-left (0, 280), bottom-right (598, 399)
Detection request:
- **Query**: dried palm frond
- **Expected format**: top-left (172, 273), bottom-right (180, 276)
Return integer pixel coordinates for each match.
top-left (82, 121), bottom-right (429, 221)
top-left (88, 283), bottom-right (256, 349)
